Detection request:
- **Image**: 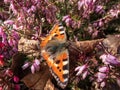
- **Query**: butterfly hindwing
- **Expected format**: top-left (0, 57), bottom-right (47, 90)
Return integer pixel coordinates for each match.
top-left (41, 23), bottom-right (69, 89)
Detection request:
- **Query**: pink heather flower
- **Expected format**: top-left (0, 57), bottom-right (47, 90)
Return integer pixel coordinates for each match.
top-left (1, 33), bottom-right (7, 45)
top-left (0, 55), bottom-right (4, 67)
top-left (75, 64), bottom-right (87, 76)
top-left (31, 6), bottom-right (36, 12)
top-left (65, 18), bottom-right (72, 27)
top-left (100, 81), bottom-right (106, 87)
top-left (78, 0), bottom-right (84, 10)
top-left (4, 0), bottom-right (11, 4)
top-left (109, 9), bottom-right (120, 18)
top-left (33, 63), bottom-right (40, 71)
top-left (116, 77), bottom-right (120, 87)
top-left (0, 27), bottom-right (4, 35)
top-left (4, 20), bottom-right (14, 25)
top-left (13, 76), bottom-right (20, 83)
top-left (106, 54), bottom-right (120, 66)
top-left (100, 54), bottom-right (120, 66)
top-left (99, 66), bottom-right (109, 73)
top-left (22, 62), bottom-right (30, 70)
top-left (96, 72), bottom-right (107, 82)
top-left (13, 24), bottom-right (23, 30)
top-left (62, 15), bottom-right (70, 21)
top-left (31, 65), bottom-right (35, 74)
top-left (10, 2), bottom-right (18, 15)
top-left (5, 69), bottom-right (13, 77)
top-left (14, 84), bottom-right (20, 90)
top-left (95, 5), bottom-right (104, 14)
top-left (82, 70), bottom-right (88, 79)
top-left (100, 54), bottom-right (109, 64)
top-left (11, 30), bottom-right (20, 40)
top-left (8, 38), bottom-right (14, 46)
top-left (0, 86), bottom-right (3, 90)
top-left (34, 59), bottom-right (40, 71)
top-left (34, 59), bottom-right (40, 65)
top-left (0, 42), bottom-right (5, 48)
top-left (92, 30), bottom-right (99, 38)
top-left (31, 59), bottom-right (40, 74)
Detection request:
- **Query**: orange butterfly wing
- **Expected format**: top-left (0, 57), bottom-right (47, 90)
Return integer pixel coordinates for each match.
top-left (41, 23), bottom-right (69, 89)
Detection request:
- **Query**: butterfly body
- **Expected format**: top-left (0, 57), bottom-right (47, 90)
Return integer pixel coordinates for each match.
top-left (40, 23), bottom-right (69, 89)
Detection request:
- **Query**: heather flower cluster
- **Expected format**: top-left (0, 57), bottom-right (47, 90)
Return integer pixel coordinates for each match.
top-left (62, 15), bottom-right (81, 29)
top-left (75, 64), bottom-right (89, 79)
top-left (0, 26), bottom-right (19, 60)
top-left (75, 43), bottom-right (120, 89)
top-left (0, 68), bottom-right (21, 90)
top-left (2, 0), bottom-right (58, 38)
top-left (22, 58), bottom-right (40, 74)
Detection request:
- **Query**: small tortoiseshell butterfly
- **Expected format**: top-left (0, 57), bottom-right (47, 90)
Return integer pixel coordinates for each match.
top-left (40, 23), bottom-right (69, 89)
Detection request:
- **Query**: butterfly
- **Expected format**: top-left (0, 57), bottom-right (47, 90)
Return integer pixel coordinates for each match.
top-left (40, 23), bottom-right (69, 89)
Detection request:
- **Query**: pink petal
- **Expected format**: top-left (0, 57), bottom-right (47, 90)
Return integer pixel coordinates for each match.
top-left (100, 81), bottom-right (106, 87)
top-left (34, 59), bottom-right (40, 65)
top-left (31, 65), bottom-right (35, 74)
top-left (22, 62), bottom-right (30, 70)
top-left (99, 66), bottom-right (109, 73)
top-left (96, 72), bottom-right (106, 82)
top-left (4, 20), bottom-right (14, 25)
top-left (62, 15), bottom-right (70, 21)
top-left (82, 71), bottom-right (88, 79)
top-left (14, 84), bottom-right (20, 90)
top-left (13, 76), bottom-right (20, 83)
top-left (75, 64), bottom-right (87, 76)
top-left (5, 69), bottom-right (13, 77)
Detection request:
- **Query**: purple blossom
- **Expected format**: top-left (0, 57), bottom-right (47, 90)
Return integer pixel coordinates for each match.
top-left (65, 18), bottom-right (72, 27)
top-left (82, 70), bottom-right (88, 79)
top-left (34, 59), bottom-right (40, 65)
top-left (96, 72), bottom-right (107, 82)
top-left (75, 64), bottom-right (88, 79)
top-left (0, 86), bottom-right (3, 90)
top-left (13, 76), bottom-right (20, 83)
top-left (0, 42), bottom-right (5, 48)
top-left (98, 66), bottom-right (109, 73)
top-left (0, 27), bottom-right (19, 59)
top-left (14, 84), bottom-right (20, 90)
top-left (2, 33), bottom-right (7, 44)
top-left (95, 5), bottom-right (105, 14)
top-left (100, 54), bottom-right (120, 66)
top-left (62, 15), bottom-right (70, 21)
top-left (10, 2), bottom-right (18, 15)
top-left (5, 69), bottom-right (13, 77)
top-left (31, 65), bottom-right (35, 74)
top-left (27, 5), bottom-right (37, 14)
top-left (4, 20), bottom-right (14, 25)
top-left (11, 30), bottom-right (20, 40)
top-left (4, 0), bottom-right (11, 4)
top-left (78, 0), bottom-right (84, 10)
top-left (62, 15), bottom-right (72, 27)
top-left (62, 15), bottom-right (81, 28)
top-left (0, 55), bottom-right (4, 67)
top-left (31, 59), bottom-right (40, 74)
top-left (22, 62), bottom-right (30, 70)
top-left (100, 81), bottom-right (106, 87)
top-left (109, 9), bottom-right (120, 18)
top-left (77, 0), bottom-right (96, 19)
top-left (13, 24), bottom-right (23, 30)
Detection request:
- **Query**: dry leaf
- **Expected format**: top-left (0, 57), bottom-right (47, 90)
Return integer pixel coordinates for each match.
top-left (21, 64), bottom-right (50, 90)
top-left (18, 37), bottom-right (40, 58)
